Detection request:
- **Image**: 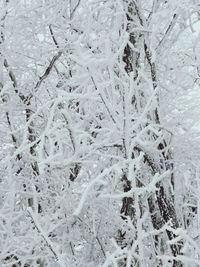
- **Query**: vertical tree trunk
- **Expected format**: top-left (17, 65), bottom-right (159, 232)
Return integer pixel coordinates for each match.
top-left (119, 1), bottom-right (182, 266)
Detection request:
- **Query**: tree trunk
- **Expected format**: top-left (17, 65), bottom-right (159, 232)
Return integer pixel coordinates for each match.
top-left (119, 1), bottom-right (182, 266)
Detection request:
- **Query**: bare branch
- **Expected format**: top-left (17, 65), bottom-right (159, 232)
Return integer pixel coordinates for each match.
top-left (70, 0), bottom-right (81, 19)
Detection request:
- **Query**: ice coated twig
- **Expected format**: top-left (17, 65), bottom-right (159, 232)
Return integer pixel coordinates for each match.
top-left (73, 163), bottom-right (125, 216)
top-left (27, 208), bottom-right (66, 267)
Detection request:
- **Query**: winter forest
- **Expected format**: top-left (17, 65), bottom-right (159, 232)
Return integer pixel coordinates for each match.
top-left (1, 0), bottom-right (200, 266)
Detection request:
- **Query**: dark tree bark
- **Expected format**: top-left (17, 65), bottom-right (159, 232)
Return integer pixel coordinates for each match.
top-left (119, 1), bottom-right (183, 266)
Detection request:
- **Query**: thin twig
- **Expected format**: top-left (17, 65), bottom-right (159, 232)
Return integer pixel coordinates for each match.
top-left (49, 24), bottom-right (59, 48)
top-left (96, 236), bottom-right (106, 257)
top-left (27, 208), bottom-right (61, 263)
top-left (25, 51), bottom-right (63, 104)
top-left (34, 51), bottom-right (62, 91)
top-left (70, 0), bottom-right (81, 19)
top-left (88, 69), bottom-right (118, 126)
top-left (156, 14), bottom-right (178, 50)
